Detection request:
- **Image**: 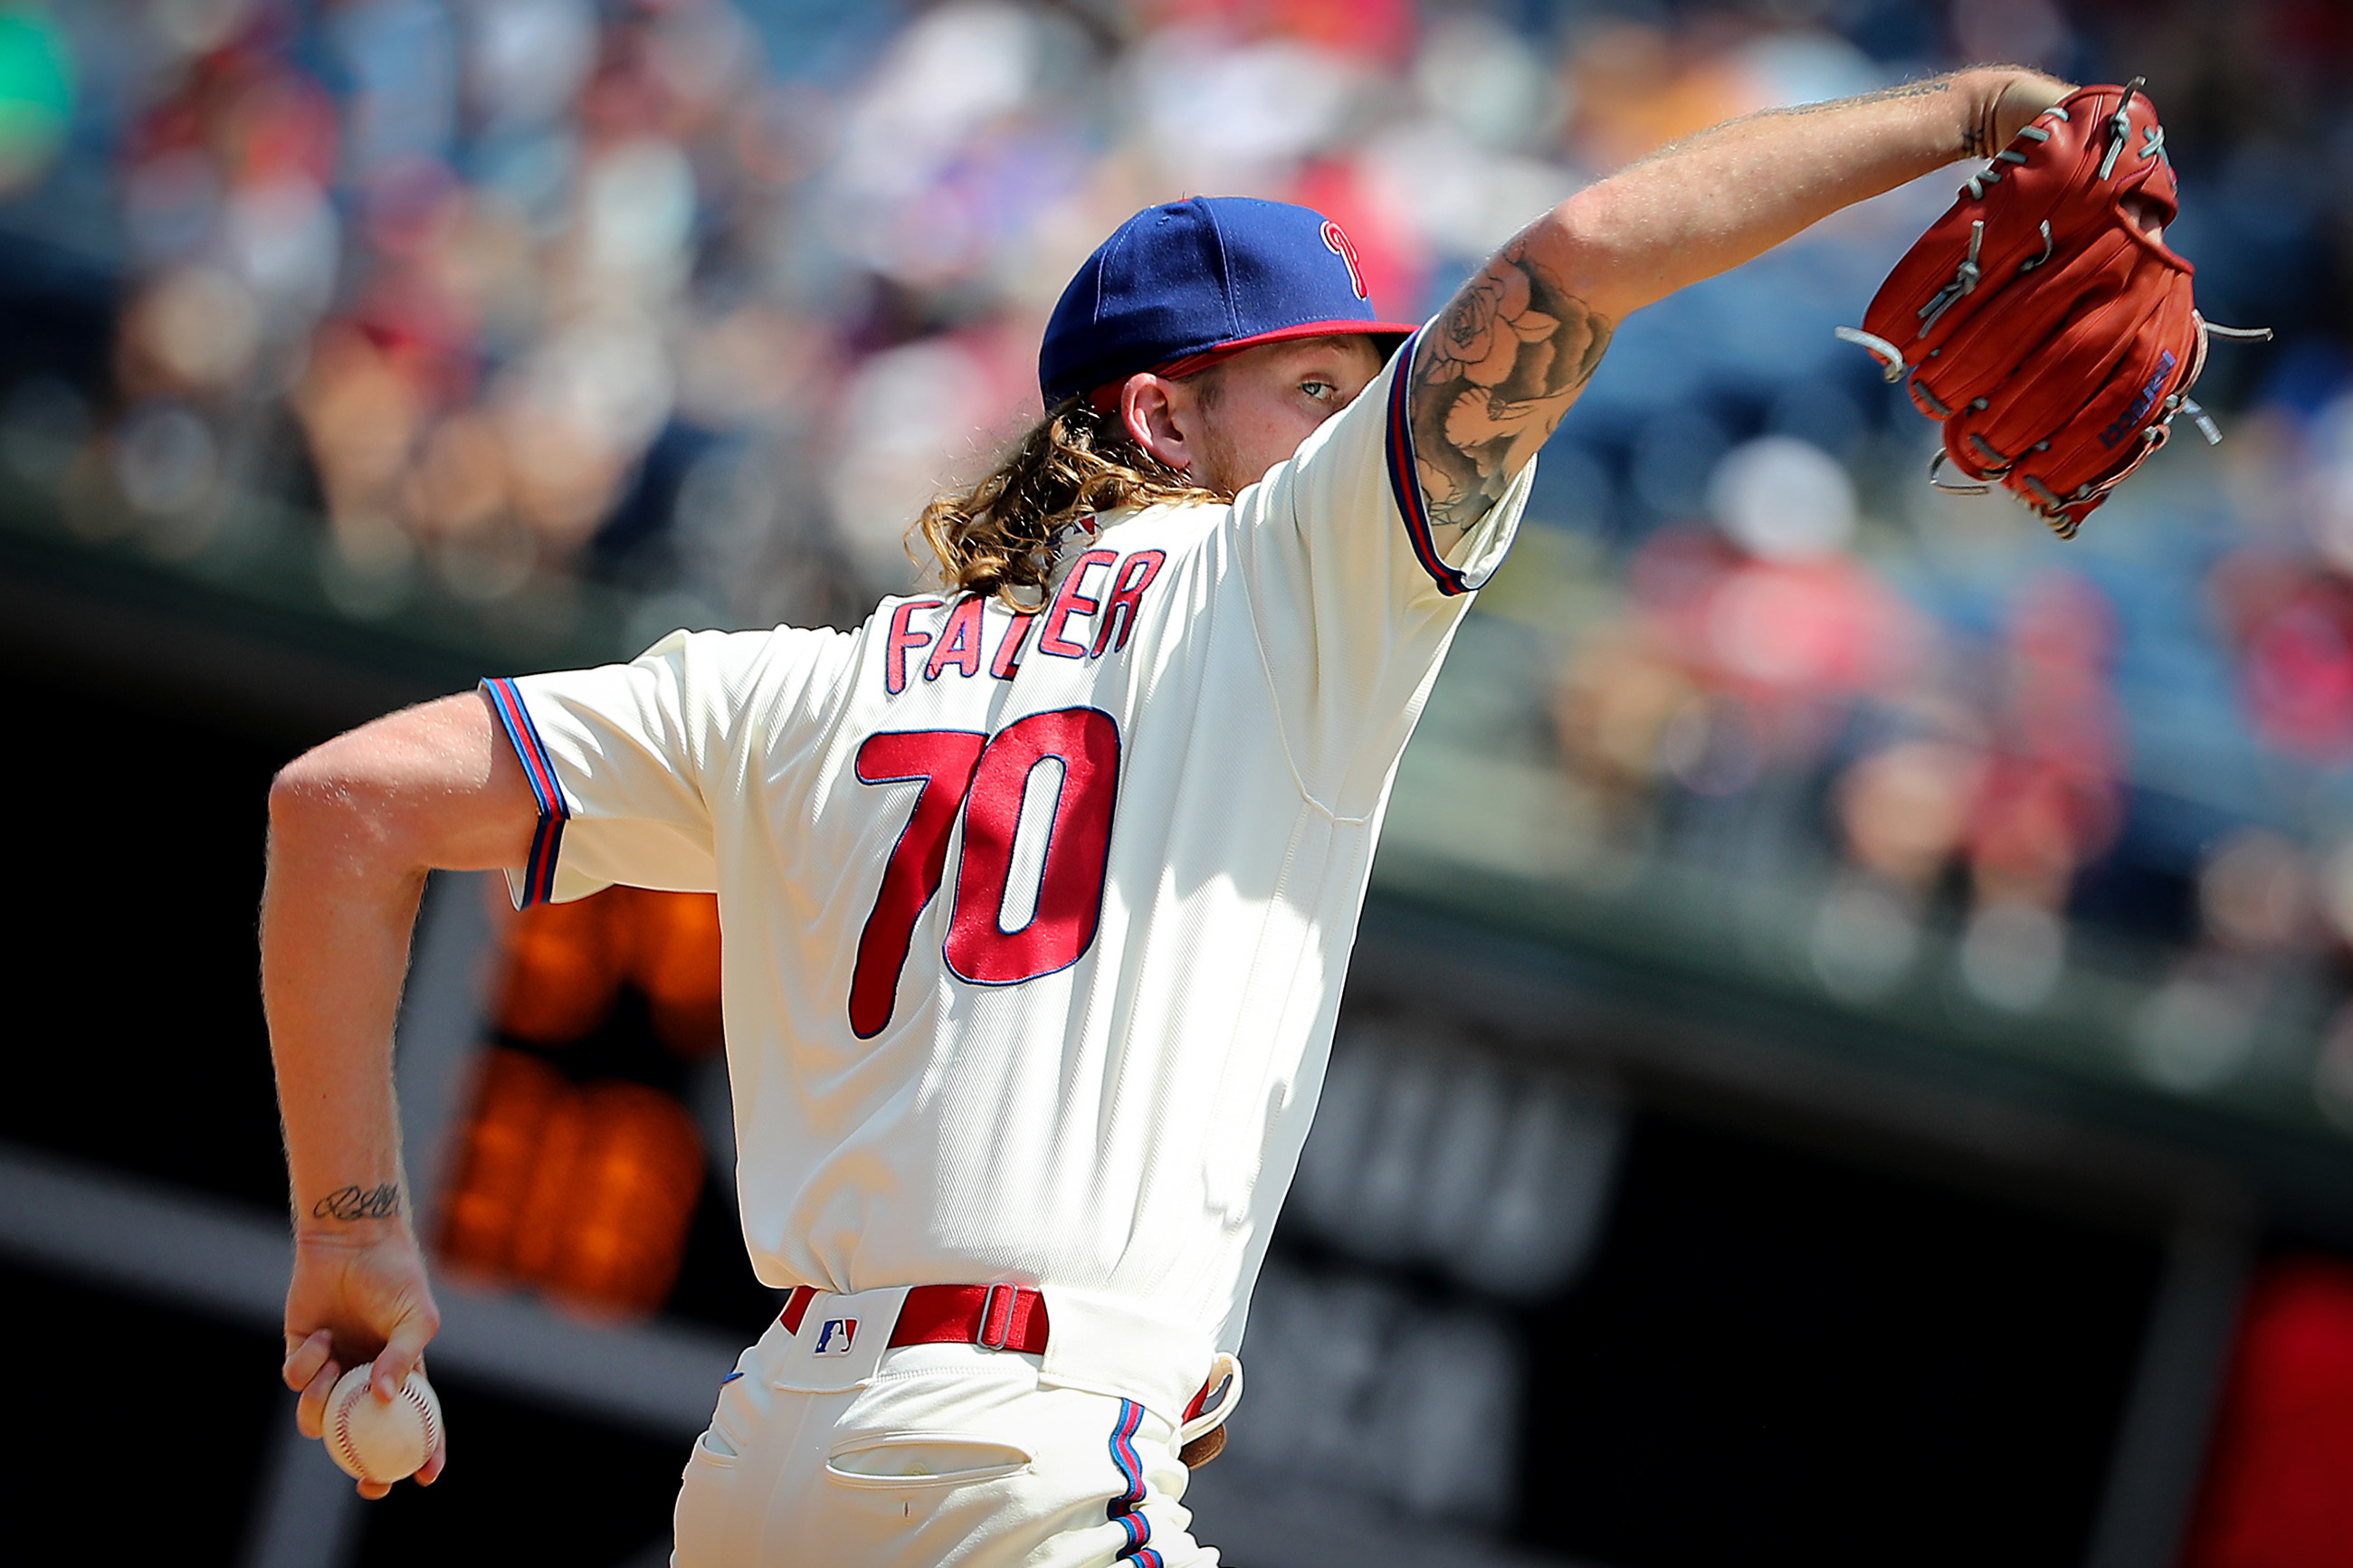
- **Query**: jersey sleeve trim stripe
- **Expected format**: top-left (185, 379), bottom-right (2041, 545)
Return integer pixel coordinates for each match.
top-left (1381, 327), bottom-right (1472, 598)
top-left (480, 677), bottom-right (571, 909)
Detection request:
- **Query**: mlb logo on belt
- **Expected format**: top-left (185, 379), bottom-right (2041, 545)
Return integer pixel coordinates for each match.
top-left (813, 1317), bottom-right (859, 1356)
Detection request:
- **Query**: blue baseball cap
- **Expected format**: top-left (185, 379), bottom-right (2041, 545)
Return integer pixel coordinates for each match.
top-left (1038, 196), bottom-right (1417, 408)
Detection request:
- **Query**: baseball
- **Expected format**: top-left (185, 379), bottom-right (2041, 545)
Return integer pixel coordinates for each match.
top-left (323, 1362), bottom-right (442, 1485)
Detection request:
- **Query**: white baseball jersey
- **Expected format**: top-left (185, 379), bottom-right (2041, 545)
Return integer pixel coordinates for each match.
top-left (483, 334), bottom-right (1531, 1354)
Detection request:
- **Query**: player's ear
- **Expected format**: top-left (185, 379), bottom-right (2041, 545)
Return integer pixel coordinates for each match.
top-left (1120, 374), bottom-right (1198, 479)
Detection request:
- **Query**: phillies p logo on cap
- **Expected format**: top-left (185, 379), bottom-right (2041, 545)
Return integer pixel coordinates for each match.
top-left (1322, 220), bottom-right (1367, 300)
top-left (1038, 195), bottom-right (1415, 405)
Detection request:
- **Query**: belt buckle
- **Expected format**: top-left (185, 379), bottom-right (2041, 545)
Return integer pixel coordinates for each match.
top-left (976, 1283), bottom-right (1016, 1351)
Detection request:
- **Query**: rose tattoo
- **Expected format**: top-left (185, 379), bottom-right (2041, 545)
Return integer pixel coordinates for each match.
top-left (1409, 240), bottom-right (1614, 537)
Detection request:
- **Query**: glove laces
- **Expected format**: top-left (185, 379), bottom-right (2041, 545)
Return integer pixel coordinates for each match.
top-left (2098, 79), bottom-right (2146, 180)
top-left (1919, 101), bottom-right (2082, 341)
top-left (1830, 82), bottom-right (2277, 542)
top-left (1915, 314), bottom-right (2273, 542)
top-left (1916, 220), bottom-right (1985, 336)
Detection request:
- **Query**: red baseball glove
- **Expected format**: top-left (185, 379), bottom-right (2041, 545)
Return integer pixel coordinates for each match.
top-left (1841, 80), bottom-right (2267, 538)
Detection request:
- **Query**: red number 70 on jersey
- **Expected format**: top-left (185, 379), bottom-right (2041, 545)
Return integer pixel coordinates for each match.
top-left (848, 708), bottom-right (1119, 1038)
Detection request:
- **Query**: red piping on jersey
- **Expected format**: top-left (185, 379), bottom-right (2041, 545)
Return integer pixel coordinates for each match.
top-left (480, 678), bottom-right (571, 908)
top-left (1379, 329), bottom-right (1470, 597)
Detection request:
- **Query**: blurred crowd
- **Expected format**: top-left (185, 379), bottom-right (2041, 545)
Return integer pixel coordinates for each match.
top-left (6, 0), bottom-right (2353, 1111)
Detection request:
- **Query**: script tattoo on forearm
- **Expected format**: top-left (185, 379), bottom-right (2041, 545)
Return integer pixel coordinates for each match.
top-left (1410, 241), bottom-right (1613, 537)
top-left (312, 1183), bottom-right (402, 1221)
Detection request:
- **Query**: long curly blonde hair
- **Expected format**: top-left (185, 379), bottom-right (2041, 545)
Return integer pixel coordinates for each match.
top-left (913, 393), bottom-right (1221, 608)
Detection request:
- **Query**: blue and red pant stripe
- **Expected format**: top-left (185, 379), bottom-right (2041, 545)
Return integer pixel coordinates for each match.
top-left (1107, 1399), bottom-right (1163, 1567)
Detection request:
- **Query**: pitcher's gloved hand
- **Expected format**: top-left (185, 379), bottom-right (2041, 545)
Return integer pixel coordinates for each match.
top-left (1841, 79), bottom-right (2268, 538)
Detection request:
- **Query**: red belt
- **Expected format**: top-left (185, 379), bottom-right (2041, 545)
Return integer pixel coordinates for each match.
top-left (779, 1282), bottom-right (1051, 1354)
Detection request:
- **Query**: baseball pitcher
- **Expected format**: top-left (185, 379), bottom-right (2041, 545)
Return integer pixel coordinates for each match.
top-left (268, 67), bottom-right (2099, 1565)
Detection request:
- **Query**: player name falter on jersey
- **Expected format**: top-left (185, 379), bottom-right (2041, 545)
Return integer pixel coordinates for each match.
top-left (882, 546), bottom-right (1168, 694)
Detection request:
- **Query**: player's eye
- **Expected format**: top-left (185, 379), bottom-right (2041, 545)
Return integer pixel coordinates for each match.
top-left (1300, 379), bottom-right (1336, 402)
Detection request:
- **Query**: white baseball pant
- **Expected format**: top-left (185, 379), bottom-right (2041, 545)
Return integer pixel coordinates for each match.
top-left (672, 1288), bottom-right (1225, 1567)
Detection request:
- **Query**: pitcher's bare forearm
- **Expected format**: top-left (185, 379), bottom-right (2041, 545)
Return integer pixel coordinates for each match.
top-left (261, 847), bottom-right (421, 1240)
top-left (1556, 69), bottom-right (2072, 318)
top-left (266, 689), bottom-right (536, 1443)
top-left (1409, 66), bottom-right (2072, 541)
top-left (262, 689), bottom-right (537, 1240)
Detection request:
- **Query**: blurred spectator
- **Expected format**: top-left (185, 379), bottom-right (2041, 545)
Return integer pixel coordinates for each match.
top-left (1553, 435), bottom-right (1920, 834)
top-left (0, 5), bottom-right (74, 196)
top-left (9, 0), bottom-right (2353, 1104)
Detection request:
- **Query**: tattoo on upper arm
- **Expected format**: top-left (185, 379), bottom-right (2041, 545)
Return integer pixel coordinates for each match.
top-left (1409, 241), bottom-right (1614, 536)
top-left (313, 1183), bottom-right (402, 1221)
